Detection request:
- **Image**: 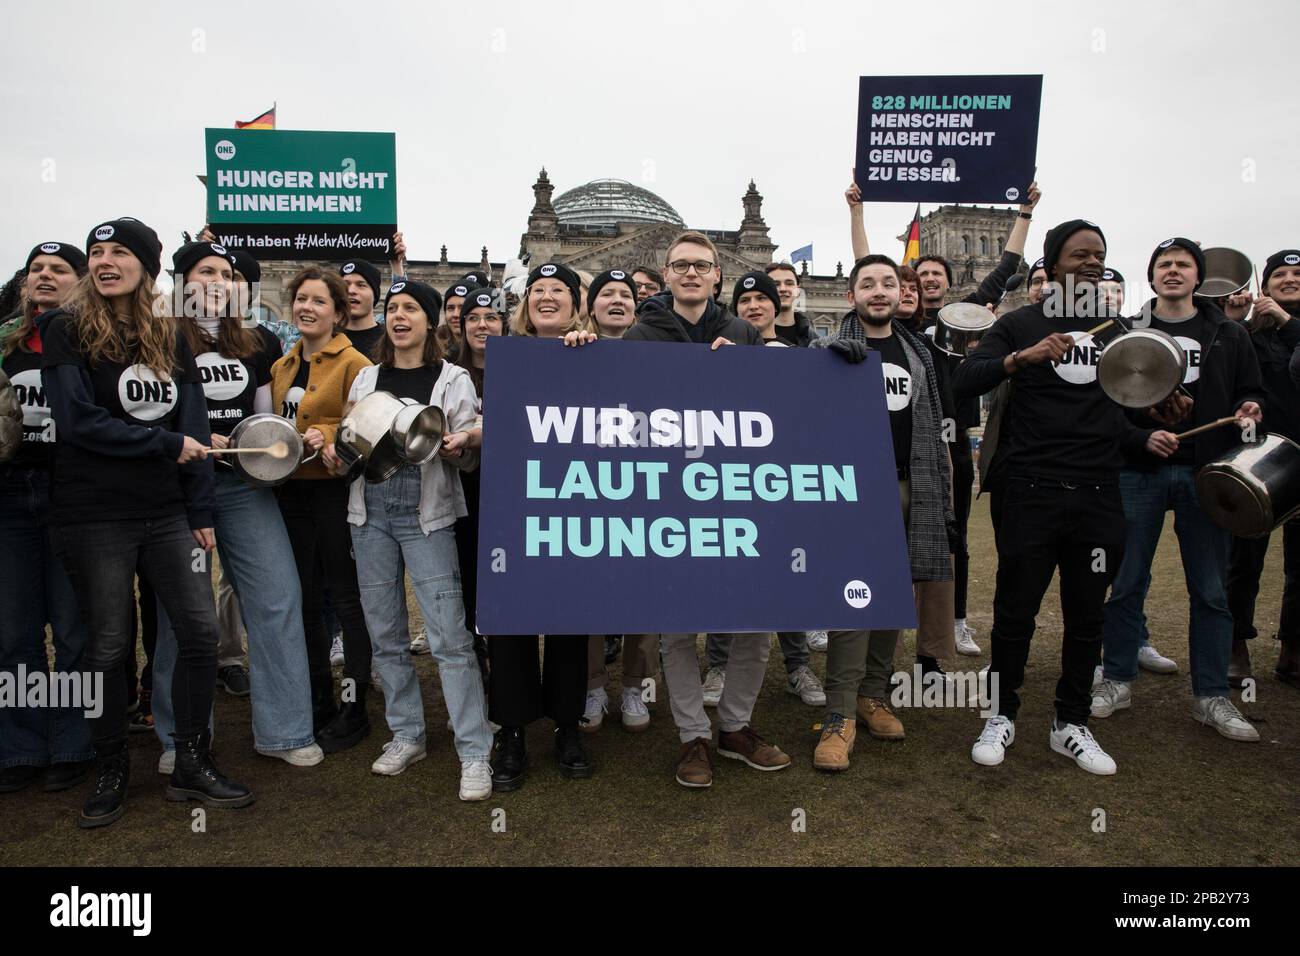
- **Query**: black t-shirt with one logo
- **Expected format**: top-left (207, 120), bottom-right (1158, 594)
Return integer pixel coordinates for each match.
top-left (3, 345), bottom-right (55, 470)
top-left (1148, 312), bottom-right (1209, 465)
top-left (280, 360), bottom-right (310, 421)
top-left (39, 313), bottom-right (201, 523)
top-left (870, 332), bottom-right (914, 474)
top-left (196, 345), bottom-right (272, 437)
top-left (375, 362), bottom-right (442, 404)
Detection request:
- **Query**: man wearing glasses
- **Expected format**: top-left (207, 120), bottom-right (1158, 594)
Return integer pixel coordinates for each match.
top-left (631, 266), bottom-right (664, 303)
top-left (623, 232), bottom-right (790, 789)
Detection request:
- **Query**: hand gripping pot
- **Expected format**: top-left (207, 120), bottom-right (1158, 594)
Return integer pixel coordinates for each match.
top-left (0, 369), bottom-right (22, 463)
top-left (336, 391), bottom-right (447, 484)
top-left (1195, 434), bottom-right (1300, 538)
top-left (225, 413), bottom-right (318, 487)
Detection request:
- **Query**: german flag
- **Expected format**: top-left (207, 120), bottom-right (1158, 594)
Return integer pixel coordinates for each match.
top-left (235, 104), bottom-right (276, 130)
top-left (898, 204), bottom-right (921, 266)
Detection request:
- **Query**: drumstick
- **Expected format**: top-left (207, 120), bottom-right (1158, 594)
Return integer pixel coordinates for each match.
top-left (206, 442), bottom-right (290, 459)
top-left (1172, 416), bottom-right (1240, 441)
top-left (1083, 319), bottom-right (1115, 336)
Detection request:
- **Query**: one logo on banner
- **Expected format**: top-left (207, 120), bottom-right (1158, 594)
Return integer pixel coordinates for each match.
top-left (117, 365), bottom-right (177, 421)
top-left (1006, 188), bottom-right (1020, 201)
top-left (390, 281), bottom-right (405, 294)
top-left (39, 242), bottom-right (61, 254)
top-left (844, 580), bottom-right (873, 608)
top-left (281, 386), bottom-right (305, 421)
top-left (881, 362), bottom-right (913, 411)
top-left (1052, 332), bottom-right (1101, 385)
top-left (540, 264), bottom-right (557, 277)
top-left (214, 139), bottom-right (236, 160)
top-left (94, 225), bottom-right (115, 242)
top-left (196, 352), bottom-right (250, 401)
top-left (10, 369), bottom-right (53, 437)
top-left (1174, 336), bottom-right (1202, 383)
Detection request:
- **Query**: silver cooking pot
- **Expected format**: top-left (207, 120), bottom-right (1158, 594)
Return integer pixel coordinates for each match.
top-left (933, 302), bottom-right (996, 358)
top-left (1097, 328), bottom-right (1187, 409)
top-left (1196, 247), bottom-right (1253, 299)
top-left (1195, 434), bottom-right (1300, 538)
top-left (225, 413), bottom-right (317, 487)
top-left (0, 369), bottom-right (21, 463)
top-left (337, 391), bottom-right (447, 484)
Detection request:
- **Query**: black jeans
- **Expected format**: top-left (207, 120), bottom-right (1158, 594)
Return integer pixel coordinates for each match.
top-left (51, 514), bottom-right (219, 743)
top-left (952, 447), bottom-right (975, 619)
top-left (1227, 519), bottom-right (1299, 647)
top-left (487, 636), bottom-right (586, 727)
top-left (125, 572), bottom-right (157, 704)
top-left (278, 478), bottom-right (372, 698)
top-left (989, 477), bottom-right (1127, 726)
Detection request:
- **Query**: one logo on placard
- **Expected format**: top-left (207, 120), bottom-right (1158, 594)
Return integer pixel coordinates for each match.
top-left (1006, 188), bottom-right (1020, 201)
top-left (390, 281), bottom-right (405, 294)
top-left (611, 270), bottom-right (626, 280)
top-left (40, 242), bottom-right (61, 254)
top-left (540, 264), bottom-right (557, 277)
top-left (117, 365), bottom-right (177, 422)
top-left (196, 352), bottom-right (250, 401)
top-left (1052, 332), bottom-right (1101, 385)
top-left (1174, 336), bottom-right (1202, 384)
top-left (94, 225), bottom-right (115, 242)
top-left (844, 580), bottom-right (873, 609)
top-left (210, 244), bottom-right (226, 256)
top-left (453, 285), bottom-right (468, 297)
top-left (214, 140), bottom-right (236, 160)
top-left (1285, 254), bottom-right (1300, 266)
top-left (881, 362), bottom-right (913, 412)
top-left (743, 277), bottom-right (756, 289)
top-left (342, 263), bottom-right (356, 274)
top-left (1159, 238), bottom-right (1175, 249)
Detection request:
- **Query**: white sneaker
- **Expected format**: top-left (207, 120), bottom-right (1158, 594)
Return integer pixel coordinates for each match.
top-left (620, 687), bottom-right (650, 731)
top-left (1050, 721), bottom-right (1117, 775)
top-left (329, 634), bottom-right (345, 667)
top-left (371, 738), bottom-right (427, 776)
top-left (971, 716), bottom-right (1015, 766)
top-left (785, 665), bottom-right (827, 706)
top-left (409, 629), bottom-right (430, 656)
top-left (1090, 678), bottom-right (1132, 719)
top-left (256, 743), bottom-right (325, 766)
top-left (158, 749), bottom-right (175, 775)
top-left (955, 623), bottom-right (981, 656)
top-left (1093, 664), bottom-right (1103, 690)
top-left (1138, 643), bottom-right (1178, 674)
top-left (582, 687), bottom-right (608, 732)
top-left (701, 667), bottom-right (725, 708)
top-left (1192, 696), bottom-right (1260, 742)
top-left (806, 630), bottom-right (829, 652)
top-left (459, 759), bottom-right (493, 801)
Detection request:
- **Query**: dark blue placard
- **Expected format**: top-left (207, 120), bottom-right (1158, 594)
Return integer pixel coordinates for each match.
top-left (476, 337), bottom-right (917, 635)
top-left (854, 74), bottom-right (1042, 204)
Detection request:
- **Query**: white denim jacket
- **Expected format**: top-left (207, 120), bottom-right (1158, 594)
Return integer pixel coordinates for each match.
top-left (345, 362), bottom-right (480, 534)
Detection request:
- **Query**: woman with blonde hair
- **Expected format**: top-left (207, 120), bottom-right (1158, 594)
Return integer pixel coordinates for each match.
top-left (40, 218), bottom-right (252, 827)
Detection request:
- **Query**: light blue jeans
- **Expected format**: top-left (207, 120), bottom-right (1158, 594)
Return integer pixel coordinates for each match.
top-left (1102, 465), bottom-right (1232, 698)
top-left (350, 466), bottom-right (490, 761)
top-left (153, 470), bottom-right (315, 752)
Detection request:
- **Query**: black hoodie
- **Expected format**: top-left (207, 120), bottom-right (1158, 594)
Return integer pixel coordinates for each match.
top-left (1246, 305), bottom-right (1300, 442)
top-left (624, 292), bottom-right (762, 346)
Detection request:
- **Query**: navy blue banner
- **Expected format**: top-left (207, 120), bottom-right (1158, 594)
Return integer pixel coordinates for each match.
top-left (854, 74), bottom-right (1042, 204)
top-left (476, 338), bottom-right (916, 635)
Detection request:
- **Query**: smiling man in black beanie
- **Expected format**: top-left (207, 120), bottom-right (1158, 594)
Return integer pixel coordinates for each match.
top-left (953, 218), bottom-right (1146, 776)
top-left (337, 259), bottom-right (385, 359)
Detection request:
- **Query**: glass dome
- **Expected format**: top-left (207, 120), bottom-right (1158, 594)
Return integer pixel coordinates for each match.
top-left (552, 178), bottom-right (685, 229)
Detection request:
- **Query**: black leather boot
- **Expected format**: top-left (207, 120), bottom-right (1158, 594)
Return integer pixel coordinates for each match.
top-left (166, 731), bottom-right (255, 809)
top-left (491, 726), bottom-right (527, 791)
top-left (554, 723), bottom-right (592, 779)
top-left (311, 683), bottom-right (339, 735)
top-left (317, 684), bottom-right (370, 754)
top-left (79, 735), bottom-right (130, 829)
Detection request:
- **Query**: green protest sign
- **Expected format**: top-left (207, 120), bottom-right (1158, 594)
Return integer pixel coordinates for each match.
top-left (204, 128), bottom-right (397, 261)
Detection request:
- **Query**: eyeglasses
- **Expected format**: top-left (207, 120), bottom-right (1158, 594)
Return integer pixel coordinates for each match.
top-left (634, 282), bottom-right (659, 291)
top-left (668, 260), bottom-right (715, 276)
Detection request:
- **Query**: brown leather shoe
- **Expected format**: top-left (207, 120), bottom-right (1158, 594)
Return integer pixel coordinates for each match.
top-left (675, 737), bottom-right (713, 788)
top-left (857, 696), bottom-right (905, 739)
top-left (812, 713), bottom-right (856, 771)
top-left (1228, 640), bottom-right (1253, 689)
top-left (717, 725), bottom-right (791, 771)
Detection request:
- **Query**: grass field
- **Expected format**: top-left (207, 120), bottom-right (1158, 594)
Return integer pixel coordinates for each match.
top-left (3, 495), bottom-right (1297, 867)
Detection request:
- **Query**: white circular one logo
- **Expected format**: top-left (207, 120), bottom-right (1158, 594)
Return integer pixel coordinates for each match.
top-left (1285, 254), bottom-right (1300, 266)
top-left (10, 369), bottom-right (50, 431)
top-left (844, 580), bottom-right (873, 609)
top-left (39, 242), bottom-right (61, 254)
top-left (1052, 332), bottom-right (1101, 385)
top-left (474, 293), bottom-right (491, 307)
top-left (117, 365), bottom-right (177, 422)
top-left (453, 285), bottom-right (468, 297)
top-left (281, 386), bottom-right (305, 421)
top-left (611, 270), bottom-right (626, 280)
top-left (342, 263), bottom-right (356, 274)
top-left (1006, 187), bottom-right (1020, 201)
top-left (211, 244), bottom-right (226, 256)
top-left (94, 225), bottom-right (115, 242)
top-left (540, 264), bottom-right (557, 277)
top-left (1174, 335), bottom-right (1202, 384)
top-left (881, 362), bottom-right (913, 411)
top-left (743, 277), bottom-right (756, 289)
top-left (214, 140), bottom-right (236, 161)
top-left (196, 352), bottom-right (250, 402)
top-left (390, 281), bottom-right (405, 294)
top-left (1159, 238), bottom-right (1175, 249)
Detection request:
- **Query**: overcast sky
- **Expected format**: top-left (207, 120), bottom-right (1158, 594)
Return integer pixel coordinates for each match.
top-left (2, 0), bottom-right (1296, 293)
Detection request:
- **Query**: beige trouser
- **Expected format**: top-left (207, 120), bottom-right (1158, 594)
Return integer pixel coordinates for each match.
top-left (914, 574), bottom-right (956, 659)
top-left (587, 634), bottom-right (659, 691)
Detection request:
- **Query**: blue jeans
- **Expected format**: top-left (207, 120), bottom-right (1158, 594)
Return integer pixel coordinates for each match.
top-left (1103, 466), bottom-right (1232, 697)
top-left (153, 471), bottom-right (315, 752)
top-left (0, 469), bottom-right (93, 768)
top-left (350, 466), bottom-right (490, 761)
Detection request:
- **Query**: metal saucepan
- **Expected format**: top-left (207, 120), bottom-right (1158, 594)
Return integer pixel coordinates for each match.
top-left (1195, 247), bottom-right (1253, 299)
top-left (1196, 434), bottom-right (1300, 538)
top-left (338, 390), bottom-right (447, 483)
top-left (390, 401), bottom-right (447, 465)
top-left (1097, 327), bottom-right (1187, 409)
top-left (0, 369), bottom-right (21, 463)
top-left (933, 302), bottom-right (996, 358)
top-left (225, 413), bottom-right (317, 487)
